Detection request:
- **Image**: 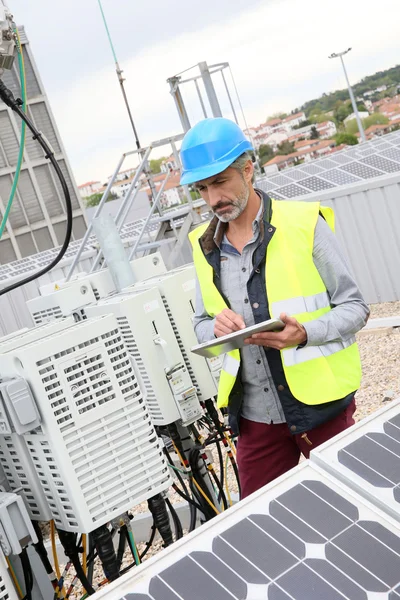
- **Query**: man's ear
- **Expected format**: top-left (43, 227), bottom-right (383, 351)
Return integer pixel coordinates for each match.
top-left (243, 159), bottom-right (254, 184)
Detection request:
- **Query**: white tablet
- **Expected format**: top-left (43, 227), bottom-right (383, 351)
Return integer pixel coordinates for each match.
top-left (190, 318), bottom-right (284, 358)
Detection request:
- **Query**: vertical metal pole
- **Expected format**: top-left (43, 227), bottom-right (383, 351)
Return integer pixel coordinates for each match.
top-left (90, 146), bottom-right (152, 272)
top-left (221, 69), bottom-right (238, 124)
top-left (194, 79), bottom-right (208, 118)
top-left (168, 76), bottom-right (191, 132)
top-left (92, 214), bottom-right (136, 291)
top-left (128, 171), bottom-right (171, 260)
top-left (199, 61), bottom-right (222, 118)
top-left (65, 153), bottom-right (126, 281)
top-left (171, 139), bottom-right (194, 211)
top-left (340, 54), bottom-right (366, 143)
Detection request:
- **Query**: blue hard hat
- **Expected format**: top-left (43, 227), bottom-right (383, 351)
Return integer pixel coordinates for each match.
top-left (180, 118), bottom-right (253, 185)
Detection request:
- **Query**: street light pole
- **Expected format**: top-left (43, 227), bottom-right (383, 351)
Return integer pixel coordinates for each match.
top-left (329, 48), bottom-right (367, 143)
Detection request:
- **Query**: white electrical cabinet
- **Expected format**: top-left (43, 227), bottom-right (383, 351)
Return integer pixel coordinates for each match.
top-left (0, 548), bottom-right (18, 600)
top-left (129, 252), bottom-right (167, 281)
top-left (26, 282), bottom-right (97, 325)
top-left (85, 289), bottom-right (203, 427)
top-left (134, 265), bottom-right (221, 401)
top-left (0, 319), bottom-right (76, 521)
top-left (39, 269), bottom-right (115, 300)
top-left (0, 315), bottom-right (171, 533)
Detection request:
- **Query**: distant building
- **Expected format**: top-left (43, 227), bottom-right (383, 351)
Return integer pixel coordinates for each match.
top-left (160, 155), bottom-right (179, 173)
top-left (78, 181), bottom-right (102, 199)
top-left (141, 171), bottom-right (184, 208)
top-left (316, 120), bottom-right (337, 138)
top-left (262, 140), bottom-right (336, 172)
top-left (344, 111), bottom-right (370, 124)
top-left (107, 167), bottom-right (137, 184)
top-left (281, 112), bottom-right (307, 131)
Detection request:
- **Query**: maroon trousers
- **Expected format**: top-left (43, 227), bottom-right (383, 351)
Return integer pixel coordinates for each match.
top-left (237, 398), bottom-right (356, 499)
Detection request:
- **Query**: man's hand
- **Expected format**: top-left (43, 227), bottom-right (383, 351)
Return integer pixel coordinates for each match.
top-left (214, 308), bottom-right (246, 338)
top-left (244, 313), bottom-right (307, 349)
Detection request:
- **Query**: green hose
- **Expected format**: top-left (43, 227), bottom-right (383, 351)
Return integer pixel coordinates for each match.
top-left (0, 28), bottom-right (26, 240)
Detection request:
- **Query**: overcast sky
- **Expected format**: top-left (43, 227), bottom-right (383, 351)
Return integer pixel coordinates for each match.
top-left (9, 0), bottom-right (400, 184)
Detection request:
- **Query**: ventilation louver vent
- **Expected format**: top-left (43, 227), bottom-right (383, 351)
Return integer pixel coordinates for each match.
top-left (32, 305), bottom-right (63, 325)
top-left (116, 316), bottom-right (163, 423)
top-left (161, 295), bottom-right (200, 396)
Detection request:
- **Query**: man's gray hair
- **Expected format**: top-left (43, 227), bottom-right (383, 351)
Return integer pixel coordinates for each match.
top-left (230, 151), bottom-right (255, 182)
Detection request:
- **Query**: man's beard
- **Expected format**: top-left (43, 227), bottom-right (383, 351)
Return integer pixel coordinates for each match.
top-left (213, 184), bottom-right (250, 223)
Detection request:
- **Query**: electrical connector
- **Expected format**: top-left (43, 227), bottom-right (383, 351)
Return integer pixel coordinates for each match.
top-left (0, 378), bottom-right (40, 434)
top-left (0, 492), bottom-right (37, 555)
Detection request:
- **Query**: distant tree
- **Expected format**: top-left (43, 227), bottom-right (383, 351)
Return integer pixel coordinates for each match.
top-left (345, 112), bottom-right (389, 134)
top-left (276, 140), bottom-right (295, 155)
top-left (334, 102), bottom-right (353, 125)
top-left (292, 119), bottom-right (311, 129)
top-left (149, 157), bottom-right (166, 174)
top-left (258, 144), bottom-right (274, 164)
top-left (84, 192), bottom-right (118, 208)
top-left (309, 112), bottom-right (335, 125)
top-left (334, 133), bottom-right (359, 146)
top-left (310, 126), bottom-right (320, 139)
top-left (356, 102), bottom-right (368, 112)
top-left (266, 112), bottom-right (287, 121)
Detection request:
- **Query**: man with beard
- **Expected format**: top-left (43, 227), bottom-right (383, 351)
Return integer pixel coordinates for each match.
top-left (181, 117), bottom-right (369, 499)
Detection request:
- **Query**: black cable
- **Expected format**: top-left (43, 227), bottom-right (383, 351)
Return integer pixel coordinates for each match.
top-left (188, 447), bottom-right (216, 521)
top-left (90, 524), bottom-right (120, 582)
top-left (116, 526), bottom-right (127, 570)
top-left (210, 467), bottom-right (228, 511)
top-left (31, 521), bottom-right (59, 590)
top-left (87, 533), bottom-right (95, 587)
top-left (57, 529), bottom-right (96, 594)
top-left (205, 398), bottom-right (241, 495)
top-left (20, 548), bottom-right (33, 600)
top-left (147, 494), bottom-right (173, 547)
top-left (171, 482), bottom-right (202, 512)
top-left (215, 438), bottom-right (225, 503)
top-left (139, 523), bottom-right (156, 561)
top-left (165, 497), bottom-right (183, 540)
top-left (189, 498), bottom-right (197, 532)
top-left (0, 81), bottom-right (73, 297)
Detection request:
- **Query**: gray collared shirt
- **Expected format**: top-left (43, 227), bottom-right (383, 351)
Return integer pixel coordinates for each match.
top-left (193, 197), bottom-right (370, 424)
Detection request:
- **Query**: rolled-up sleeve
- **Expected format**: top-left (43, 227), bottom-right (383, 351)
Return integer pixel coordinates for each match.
top-left (303, 216), bottom-right (370, 346)
top-left (192, 276), bottom-right (216, 343)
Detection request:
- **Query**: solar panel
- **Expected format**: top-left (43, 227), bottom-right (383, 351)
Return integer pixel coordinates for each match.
top-left (268, 174), bottom-right (294, 187)
top-left (272, 183), bottom-right (309, 198)
top-left (313, 158), bottom-right (339, 170)
top-left (94, 462), bottom-right (400, 600)
top-left (269, 191), bottom-right (286, 199)
top-left (360, 155), bottom-right (400, 173)
top-left (256, 179), bottom-right (277, 192)
top-left (327, 154), bottom-right (354, 165)
top-left (311, 399), bottom-right (400, 524)
top-left (381, 147), bottom-right (400, 162)
top-left (340, 161), bottom-right (385, 179)
top-left (318, 169), bottom-right (361, 186)
top-left (296, 176), bottom-right (335, 192)
top-left (281, 168), bottom-right (309, 181)
top-left (296, 163), bottom-right (325, 176)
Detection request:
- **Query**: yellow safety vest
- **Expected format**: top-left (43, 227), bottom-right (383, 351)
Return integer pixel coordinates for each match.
top-left (189, 200), bottom-right (362, 409)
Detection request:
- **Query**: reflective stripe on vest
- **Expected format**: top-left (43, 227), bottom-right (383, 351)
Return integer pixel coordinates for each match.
top-left (189, 199), bottom-right (362, 408)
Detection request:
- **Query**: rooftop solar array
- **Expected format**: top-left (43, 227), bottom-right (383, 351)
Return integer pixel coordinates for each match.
top-left (257, 129), bottom-right (400, 199)
top-left (312, 399), bottom-right (400, 524)
top-left (95, 461), bottom-right (400, 600)
top-left (0, 201), bottom-right (205, 283)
